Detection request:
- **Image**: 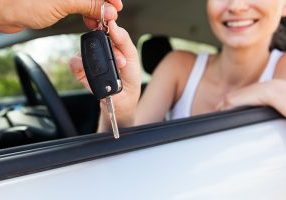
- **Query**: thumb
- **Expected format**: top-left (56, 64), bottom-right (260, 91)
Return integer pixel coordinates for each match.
top-left (69, 0), bottom-right (122, 17)
top-left (108, 20), bottom-right (141, 91)
top-left (69, 0), bottom-right (101, 18)
top-left (108, 20), bottom-right (138, 60)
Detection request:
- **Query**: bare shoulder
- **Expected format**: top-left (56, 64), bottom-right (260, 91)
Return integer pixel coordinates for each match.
top-left (153, 50), bottom-right (198, 101)
top-left (275, 52), bottom-right (286, 79)
top-left (154, 50), bottom-right (197, 78)
top-left (158, 50), bottom-right (197, 69)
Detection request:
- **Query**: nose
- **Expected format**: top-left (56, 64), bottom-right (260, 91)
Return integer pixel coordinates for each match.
top-left (227, 0), bottom-right (250, 14)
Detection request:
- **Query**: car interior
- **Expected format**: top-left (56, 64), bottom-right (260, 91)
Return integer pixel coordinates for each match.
top-left (0, 0), bottom-right (283, 151)
top-left (0, 0), bottom-right (218, 148)
top-left (0, 35), bottom-right (172, 148)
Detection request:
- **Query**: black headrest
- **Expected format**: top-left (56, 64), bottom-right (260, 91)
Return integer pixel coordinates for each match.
top-left (141, 35), bottom-right (172, 74)
top-left (270, 17), bottom-right (286, 51)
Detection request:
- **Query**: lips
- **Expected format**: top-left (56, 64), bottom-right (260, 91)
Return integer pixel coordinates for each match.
top-left (223, 19), bottom-right (258, 28)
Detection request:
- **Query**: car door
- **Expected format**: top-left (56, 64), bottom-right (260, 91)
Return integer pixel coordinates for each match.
top-left (0, 107), bottom-right (286, 200)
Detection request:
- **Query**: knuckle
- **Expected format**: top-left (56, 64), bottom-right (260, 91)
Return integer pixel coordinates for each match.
top-left (89, 0), bottom-right (101, 17)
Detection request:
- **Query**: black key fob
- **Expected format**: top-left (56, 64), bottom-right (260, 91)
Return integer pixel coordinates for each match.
top-left (81, 30), bottom-right (122, 100)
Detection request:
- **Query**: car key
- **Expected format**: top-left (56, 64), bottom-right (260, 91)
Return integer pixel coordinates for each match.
top-left (80, 1), bottom-right (122, 139)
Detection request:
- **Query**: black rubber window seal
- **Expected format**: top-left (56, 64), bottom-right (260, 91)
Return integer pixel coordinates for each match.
top-left (0, 106), bottom-right (283, 181)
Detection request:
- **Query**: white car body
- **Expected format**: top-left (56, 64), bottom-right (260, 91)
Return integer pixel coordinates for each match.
top-left (1, 118), bottom-right (286, 200)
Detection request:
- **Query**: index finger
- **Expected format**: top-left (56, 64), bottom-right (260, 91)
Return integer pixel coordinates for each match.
top-left (108, 20), bottom-right (137, 59)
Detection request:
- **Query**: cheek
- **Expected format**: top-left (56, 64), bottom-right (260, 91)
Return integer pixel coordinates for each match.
top-left (207, 0), bottom-right (226, 38)
top-left (207, 0), bottom-right (227, 15)
top-left (258, 1), bottom-right (285, 33)
top-left (207, 0), bottom-right (226, 27)
top-left (254, 0), bottom-right (285, 19)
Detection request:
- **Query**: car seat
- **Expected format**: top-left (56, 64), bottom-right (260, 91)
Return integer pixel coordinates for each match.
top-left (139, 35), bottom-right (173, 93)
top-left (140, 35), bottom-right (173, 75)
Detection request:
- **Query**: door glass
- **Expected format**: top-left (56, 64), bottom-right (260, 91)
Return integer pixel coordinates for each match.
top-left (0, 34), bottom-right (84, 97)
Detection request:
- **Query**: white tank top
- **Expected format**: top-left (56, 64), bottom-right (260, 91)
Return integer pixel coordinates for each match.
top-left (169, 49), bottom-right (284, 120)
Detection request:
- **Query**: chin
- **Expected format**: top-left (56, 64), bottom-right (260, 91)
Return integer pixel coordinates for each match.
top-left (222, 38), bottom-right (260, 49)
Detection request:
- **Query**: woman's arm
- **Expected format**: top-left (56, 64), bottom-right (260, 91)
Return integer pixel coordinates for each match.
top-left (216, 79), bottom-right (286, 116)
top-left (135, 51), bottom-right (196, 125)
top-left (217, 54), bottom-right (286, 117)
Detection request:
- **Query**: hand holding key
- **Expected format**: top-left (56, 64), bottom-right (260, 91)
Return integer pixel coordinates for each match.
top-left (0, 0), bottom-right (122, 33)
top-left (70, 9), bottom-right (141, 137)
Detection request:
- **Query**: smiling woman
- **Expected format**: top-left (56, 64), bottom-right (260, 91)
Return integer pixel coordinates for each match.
top-left (207, 0), bottom-right (286, 49)
top-left (70, 0), bottom-right (286, 133)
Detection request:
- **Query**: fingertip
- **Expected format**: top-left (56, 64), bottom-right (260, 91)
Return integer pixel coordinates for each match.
top-left (69, 56), bottom-right (77, 70)
top-left (117, 2), bottom-right (123, 11)
top-left (69, 55), bottom-right (83, 73)
top-left (105, 3), bottom-right (118, 21)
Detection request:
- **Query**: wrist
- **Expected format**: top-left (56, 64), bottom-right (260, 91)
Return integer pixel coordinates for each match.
top-left (259, 82), bottom-right (272, 106)
top-left (265, 80), bottom-right (282, 106)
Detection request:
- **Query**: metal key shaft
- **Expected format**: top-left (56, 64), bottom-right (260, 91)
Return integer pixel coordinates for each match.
top-left (106, 95), bottom-right (120, 139)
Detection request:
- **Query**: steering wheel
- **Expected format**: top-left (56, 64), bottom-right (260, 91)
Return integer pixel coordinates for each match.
top-left (14, 53), bottom-right (77, 138)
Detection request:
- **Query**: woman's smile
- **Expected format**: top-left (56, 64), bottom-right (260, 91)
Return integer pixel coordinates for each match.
top-left (207, 0), bottom-right (286, 49)
top-left (222, 18), bottom-right (259, 32)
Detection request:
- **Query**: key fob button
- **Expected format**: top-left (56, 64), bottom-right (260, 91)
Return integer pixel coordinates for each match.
top-left (84, 37), bottom-right (109, 76)
top-left (106, 80), bottom-right (116, 93)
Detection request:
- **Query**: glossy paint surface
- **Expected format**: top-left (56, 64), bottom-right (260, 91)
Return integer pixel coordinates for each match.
top-left (1, 119), bottom-right (286, 200)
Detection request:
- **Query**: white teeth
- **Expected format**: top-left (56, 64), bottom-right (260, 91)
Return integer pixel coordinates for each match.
top-left (226, 20), bottom-right (255, 28)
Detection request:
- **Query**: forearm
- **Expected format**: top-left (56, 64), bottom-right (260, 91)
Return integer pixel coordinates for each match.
top-left (0, 0), bottom-right (57, 33)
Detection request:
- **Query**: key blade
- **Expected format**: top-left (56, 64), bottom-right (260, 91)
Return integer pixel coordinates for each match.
top-left (106, 96), bottom-right (120, 139)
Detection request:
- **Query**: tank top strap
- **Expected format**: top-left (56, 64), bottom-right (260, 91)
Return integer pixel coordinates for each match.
top-left (169, 53), bottom-right (209, 120)
top-left (259, 49), bottom-right (284, 82)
